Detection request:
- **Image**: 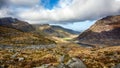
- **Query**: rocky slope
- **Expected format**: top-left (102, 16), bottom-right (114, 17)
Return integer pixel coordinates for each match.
top-left (78, 15), bottom-right (120, 46)
top-left (0, 17), bottom-right (35, 32)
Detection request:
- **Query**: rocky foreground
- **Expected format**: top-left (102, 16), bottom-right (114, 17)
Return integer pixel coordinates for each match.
top-left (0, 44), bottom-right (120, 68)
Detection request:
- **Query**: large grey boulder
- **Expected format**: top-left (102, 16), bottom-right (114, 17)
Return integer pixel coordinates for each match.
top-left (112, 63), bottom-right (120, 68)
top-left (57, 57), bottom-right (87, 68)
top-left (66, 58), bottom-right (87, 68)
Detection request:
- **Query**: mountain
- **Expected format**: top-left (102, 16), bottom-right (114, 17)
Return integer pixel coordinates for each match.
top-left (33, 24), bottom-right (79, 38)
top-left (0, 17), bottom-right (35, 32)
top-left (77, 15), bottom-right (120, 46)
top-left (0, 17), bottom-right (55, 45)
top-left (32, 24), bottom-right (80, 43)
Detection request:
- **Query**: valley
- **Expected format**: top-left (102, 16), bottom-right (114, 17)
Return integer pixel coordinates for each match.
top-left (0, 15), bottom-right (120, 68)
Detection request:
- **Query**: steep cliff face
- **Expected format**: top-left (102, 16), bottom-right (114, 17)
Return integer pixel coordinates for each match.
top-left (78, 15), bottom-right (120, 46)
top-left (0, 17), bottom-right (35, 32)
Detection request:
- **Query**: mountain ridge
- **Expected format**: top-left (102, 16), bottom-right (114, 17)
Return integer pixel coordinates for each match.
top-left (0, 17), bottom-right (35, 32)
top-left (33, 24), bottom-right (79, 38)
top-left (0, 17), bottom-right (55, 45)
top-left (77, 15), bottom-right (120, 46)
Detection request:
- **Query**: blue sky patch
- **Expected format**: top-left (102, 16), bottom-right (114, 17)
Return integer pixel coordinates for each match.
top-left (40, 0), bottom-right (59, 10)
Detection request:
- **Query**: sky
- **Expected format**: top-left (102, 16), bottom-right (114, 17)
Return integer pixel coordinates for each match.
top-left (51, 20), bottom-right (96, 31)
top-left (0, 0), bottom-right (120, 31)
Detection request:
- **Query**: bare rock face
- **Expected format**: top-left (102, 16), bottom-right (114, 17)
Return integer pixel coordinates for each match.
top-left (78, 15), bottom-right (120, 46)
top-left (0, 17), bottom-right (35, 32)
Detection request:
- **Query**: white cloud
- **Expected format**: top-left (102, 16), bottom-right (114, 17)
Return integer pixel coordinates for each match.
top-left (0, 8), bottom-right (14, 18)
top-left (0, 0), bottom-right (120, 24)
top-left (17, 0), bottom-right (120, 24)
top-left (9, 0), bottom-right (39, 6)
top-left (0, 9), bottom-right (8, 17)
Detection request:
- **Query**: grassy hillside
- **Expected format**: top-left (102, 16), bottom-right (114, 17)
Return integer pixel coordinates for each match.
top-left (0, 26), bottom-right (55, 45)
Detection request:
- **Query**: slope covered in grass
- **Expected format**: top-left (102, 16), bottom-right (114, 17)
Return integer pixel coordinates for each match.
top-left (0, 26), bottom-right (55, 45)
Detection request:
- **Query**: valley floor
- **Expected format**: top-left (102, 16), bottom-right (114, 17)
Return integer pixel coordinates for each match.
top-left (0, 43), bottom-right (120, 68)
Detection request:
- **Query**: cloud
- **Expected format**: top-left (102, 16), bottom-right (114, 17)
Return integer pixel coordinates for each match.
top-left (0, 0), bottom-right (120, 24)
top-left (0, 0), bottom-right (12, 18)
top-left (17, 0), bottom-right (120, 23)
top-left (0, 0), bottom-right (40, 18)
top-left (9, 0), bottom-right (40, 7)
top-left (0, 0), bottom-right (8, 9)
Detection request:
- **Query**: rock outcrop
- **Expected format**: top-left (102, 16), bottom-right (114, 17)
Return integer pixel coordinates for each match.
top-left (78, 15), bottom-right (120, 46)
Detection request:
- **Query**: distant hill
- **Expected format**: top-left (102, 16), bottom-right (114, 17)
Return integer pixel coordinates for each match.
top-left (77, 15), bottom-right (120, 46)
top-left (0, 17), bottom-right (35, 32)
top-left (33, 24), bottom-right (80, 38)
